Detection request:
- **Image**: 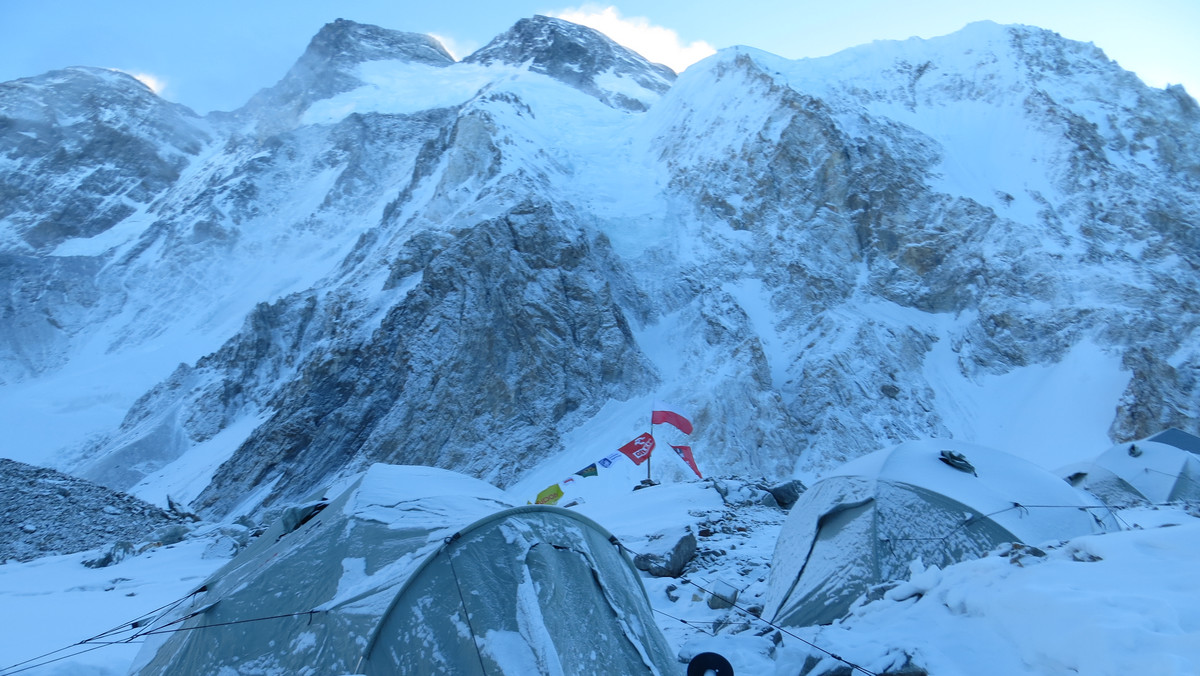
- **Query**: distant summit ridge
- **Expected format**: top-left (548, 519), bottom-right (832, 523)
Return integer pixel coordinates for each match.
top-left (0, 66), bottom-right (206, 253)
top-left (304, 18), bottom-right (455, 69)
top-left (465, 15), bottom-right (675, 110)
top-left (237, 18), bottom-right (454, 126)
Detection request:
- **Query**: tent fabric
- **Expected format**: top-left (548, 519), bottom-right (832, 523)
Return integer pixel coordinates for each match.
top-left (131, 464), bottom-right (676, 675)
top-left (763, 440), bottom-right (1115, 628)
top-left (1147, 428), bottom-right (1200, 455)
top-left (1073, 438), bottom-right (1200, 507)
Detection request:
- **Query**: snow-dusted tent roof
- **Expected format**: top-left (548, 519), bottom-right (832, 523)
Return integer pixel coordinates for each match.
top-left (1070, 435), bottom-right (1200, 507)
top-left (132, 464), bottom-right (676, 675)
top-left (763, 440), bottom-right (1115, 628)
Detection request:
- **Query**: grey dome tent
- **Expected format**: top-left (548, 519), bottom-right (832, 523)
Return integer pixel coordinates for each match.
top-left (131, 464), bottom-right (677, 675)
top-left (1148, 427), bottom-right (1200, 455)
top-left (1068, 431), bottom-right (1200, 507)
top-left (762, 440), bottom-right (1116, 628)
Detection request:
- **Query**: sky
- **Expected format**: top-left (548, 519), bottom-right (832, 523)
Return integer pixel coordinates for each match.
top-left (0, 0), bottom-right (1197, 114)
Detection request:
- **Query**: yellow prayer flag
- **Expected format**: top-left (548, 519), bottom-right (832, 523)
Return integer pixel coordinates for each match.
top-left (535, 484), bottom-right (564, 505)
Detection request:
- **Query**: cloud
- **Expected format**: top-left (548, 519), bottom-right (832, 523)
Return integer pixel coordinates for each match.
top-left (549, 5), bottom-right (716, 73)
top-left (429, 33), bottom-right (475, 62)
top-left (120, 70), bottom-right (167, 96)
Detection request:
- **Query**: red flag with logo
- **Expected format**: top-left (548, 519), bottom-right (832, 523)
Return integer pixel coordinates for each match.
top-left (618, 432), bottom-right (656, 465)
top-left (651, 409), bottom-right (693, 435)
top-left (671, 445), bottom-right (703, 479)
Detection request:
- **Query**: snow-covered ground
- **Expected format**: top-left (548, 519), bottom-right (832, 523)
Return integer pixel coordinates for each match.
top-left (2, 464), bottom-right (1197, 675)
top-left (0, 538), bottom-right (221, 675)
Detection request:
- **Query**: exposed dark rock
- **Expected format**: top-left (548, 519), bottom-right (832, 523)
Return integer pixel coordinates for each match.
top-left (764, 479), bottom-right (807, 510)
top-left (465, 15), bottom-right (675, 110)
top-left (191, 201), bottom-right (656, 515)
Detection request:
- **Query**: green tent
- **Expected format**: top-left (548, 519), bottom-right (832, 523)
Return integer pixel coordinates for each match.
top-left (763, 440), bottom-right (1116, 628)
top-left (132, 464), bottom-right (677, 675)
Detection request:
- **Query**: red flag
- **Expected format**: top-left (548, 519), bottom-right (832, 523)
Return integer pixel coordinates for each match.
top-left (651, 409), bottom-right (693, 435)
top-left (672, 445), bottom-right (703, 479)
top-left (618, 432), bottom-right (656, 465)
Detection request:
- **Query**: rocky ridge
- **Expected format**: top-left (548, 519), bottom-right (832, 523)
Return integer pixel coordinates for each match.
top-left (233, 18), bottom-right (455, 134)
top-left (464, 15), bottom-right (676, 111)
top-left (0, 18), bottom-right (1197, 518)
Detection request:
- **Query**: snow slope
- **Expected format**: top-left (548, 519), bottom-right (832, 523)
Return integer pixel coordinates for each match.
top-left (1, 474), bottom-right (1196, 675)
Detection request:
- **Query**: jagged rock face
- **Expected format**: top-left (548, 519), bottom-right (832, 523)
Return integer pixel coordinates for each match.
top-left (0, 67), bottom-right (207, 252)
top-left (190, 202), bottom-right (654, 514)
top-left (465, 15), bottom-right (675, 111)
top-left (0, 67), bottom-right (208, 382)
top-left (3, 18), bottom-right (1200, 515)
top-left (644, 26), bottom-right (1200, 474)
top-left (1111, 346), bottom-right (1200, 441)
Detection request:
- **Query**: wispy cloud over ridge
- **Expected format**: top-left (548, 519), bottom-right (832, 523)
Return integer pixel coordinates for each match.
top-left (549, 5), bottom-right (716, 72)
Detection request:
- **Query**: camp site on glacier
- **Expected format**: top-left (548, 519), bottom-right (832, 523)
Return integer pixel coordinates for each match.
top-left (1, 10), bottom-right (1198, 675)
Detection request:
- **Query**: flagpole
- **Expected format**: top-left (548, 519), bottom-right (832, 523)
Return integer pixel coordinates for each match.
top-left (646, 410), bottom-right (653, 483)
top-left (646, 435), bottom-right (652, 483)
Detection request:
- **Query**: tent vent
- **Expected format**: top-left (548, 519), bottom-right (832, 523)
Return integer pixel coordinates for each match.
top-left (939, 450), bottom-right (977, 476)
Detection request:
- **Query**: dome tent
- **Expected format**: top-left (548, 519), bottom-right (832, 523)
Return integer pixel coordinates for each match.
top-left (131, 464), bottom-right (677, 675)
top-left (762, 440), bottom-right (1116, 629)
top-left (1068, 430), bottom-right (1200, 506)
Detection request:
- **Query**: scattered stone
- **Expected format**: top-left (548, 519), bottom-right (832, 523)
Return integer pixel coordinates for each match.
top-left (202, 535), bottom-right (242, 560)
top-left (707, 579), bottom-right (740, 610)
top-left (154, 524), bottom-right (192, 546)
top-left (0, 458), bottom-right (186, 563)
top-left (634, 528), bottom-right (697, 578)
top-left (82, 541), bottom-right (135, 569)
top-left (765, 479), bottom-right (807, 509)
top-left (167, 495), bottom-right (202, 522)
top-left (1002, 542), bottom-right (1048, 567)
top-left (665, 584), bottom-right (680, 602)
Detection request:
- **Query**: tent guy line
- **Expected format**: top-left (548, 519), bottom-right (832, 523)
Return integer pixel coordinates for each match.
top-left (674, 573), bottom-right (879, 676)
top-left (609, 541), bottom-right (882, 676)
top-left (4, 531), bottom-right (881, 676)
top-left (5, 495), bottom-right (1162, 675)
top-left (0, 642), bottom-right (113, 676)
top-left (0, 584), bottom-right (210, 675)
top-left (0, 602), bottom-right (326, 675)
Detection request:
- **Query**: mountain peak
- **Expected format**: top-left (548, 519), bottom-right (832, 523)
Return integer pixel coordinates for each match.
top-left (236, 19), bottom-right (454, 125)
top-left (305, 18), bottom-right (455, 69)
top-left (464, 15), bottom-right (675, 111)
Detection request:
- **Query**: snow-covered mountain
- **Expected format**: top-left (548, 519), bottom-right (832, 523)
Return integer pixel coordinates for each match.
top-left (2, 16), bottom-right (1197, 521)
